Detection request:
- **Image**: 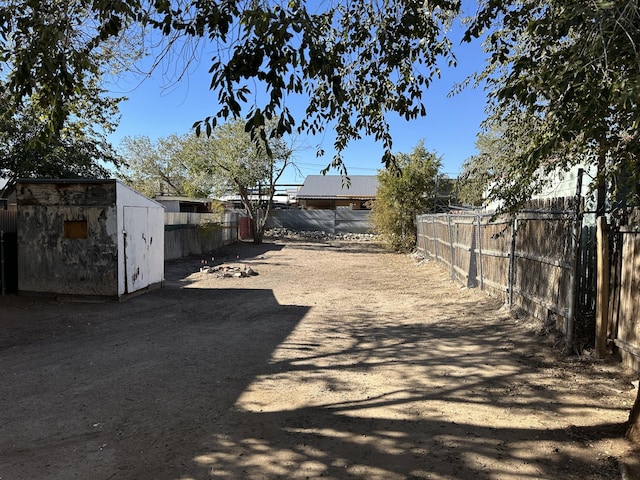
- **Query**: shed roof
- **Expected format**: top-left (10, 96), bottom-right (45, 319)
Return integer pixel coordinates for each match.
top-left (16, 178), bottom-right (164, 208)
top-left (296, 175), bottom-right (378, 199)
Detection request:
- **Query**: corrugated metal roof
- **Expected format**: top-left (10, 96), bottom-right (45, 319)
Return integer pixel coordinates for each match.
top-left (296, 175), bottom-right (378, 199)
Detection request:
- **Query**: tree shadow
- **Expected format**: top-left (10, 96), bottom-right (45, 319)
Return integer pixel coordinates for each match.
top-left (178, 297), bottom-right (629, 479)
top-left (1, 241), bottom-right (631, 480)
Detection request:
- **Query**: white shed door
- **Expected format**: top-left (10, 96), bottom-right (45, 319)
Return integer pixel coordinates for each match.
top-left (124, 206), bottom-right (149, 293)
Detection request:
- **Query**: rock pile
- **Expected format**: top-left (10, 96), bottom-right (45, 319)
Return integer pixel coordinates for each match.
top-left (200, 264), bottom-right (258, 278)
top-left (265, 228), bottom-right (379, 242)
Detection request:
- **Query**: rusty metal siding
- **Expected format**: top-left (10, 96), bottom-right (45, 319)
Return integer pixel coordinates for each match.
top-left (17, 181), bottom-right (120, 296)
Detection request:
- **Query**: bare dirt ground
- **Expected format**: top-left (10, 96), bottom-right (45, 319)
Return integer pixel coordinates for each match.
top-left (1, 237), bottom-right (639, 480)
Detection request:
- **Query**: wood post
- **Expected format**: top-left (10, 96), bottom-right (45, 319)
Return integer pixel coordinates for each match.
top-left (508, 218), bottom-right (517, 307)
top-left (448, 215), bottom-right (455, 280)
top-left (595, 216), bottom-right (610, 358)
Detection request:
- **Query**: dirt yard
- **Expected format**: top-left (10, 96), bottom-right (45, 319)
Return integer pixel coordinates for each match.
top-left (1, 238), bottom-right (638, 480)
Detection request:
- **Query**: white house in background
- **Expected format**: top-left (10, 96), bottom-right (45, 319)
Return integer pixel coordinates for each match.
top-left (483, 164), bottom-right (598, 216)
top-left (531, 164), bottom-right (597, 204)
top-left (16, 179), bottom-right (164, 299)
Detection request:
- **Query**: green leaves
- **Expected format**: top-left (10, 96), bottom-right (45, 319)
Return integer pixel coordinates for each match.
top-left (2, 0), bottom-right (463, 179)
top-left (464, 0), bottom-right (640, 212)
top-left (0, 0), bottom-right (135, 138)
top-left (0, 85), bottom-right (118, 197)
top-left (373, 140), bottom-right (443, 251)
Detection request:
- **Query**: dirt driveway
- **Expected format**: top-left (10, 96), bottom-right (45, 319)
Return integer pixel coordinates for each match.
top-left (1, 238), bottom-right (638, 480)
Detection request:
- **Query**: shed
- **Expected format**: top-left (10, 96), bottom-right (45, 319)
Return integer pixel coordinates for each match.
top-left (16, 179), bottom-right (164, 298)
top-left (296, 175), bottom-right (378, 210)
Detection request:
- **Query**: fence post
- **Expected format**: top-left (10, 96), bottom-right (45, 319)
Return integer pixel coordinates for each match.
top-left (508, 217), bottom-right (517, 307)
top-left (418, 215), bottom-right (426, 257)
top-left (432, 215), bottom-right (438, 261)
top-left (447, 214), bottom-right (455, 280)
top-left (595, 216), bottom-right (610, 358)
top-left (476, 215), bottom-right (484, 290)
top-left (566, 168), bottom-right (584, 351)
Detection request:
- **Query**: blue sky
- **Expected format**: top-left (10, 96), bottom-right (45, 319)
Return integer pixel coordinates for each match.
top-left (108, 9), bottom-right (488, 185)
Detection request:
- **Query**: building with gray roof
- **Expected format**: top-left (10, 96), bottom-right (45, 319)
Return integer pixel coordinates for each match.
top-left (296, 175), bottom-right (378, 210)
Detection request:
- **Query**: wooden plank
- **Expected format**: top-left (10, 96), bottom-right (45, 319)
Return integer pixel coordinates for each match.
top-left (480, 277), bottom-right (508, 293)
top-left (614, 338), bottom-right (640, 358)
top-left (514, 250), bottom-right (572, 270)
top-left (608, 230), bottom-right (622, 343)
top-left (478, 248), bottom-right (511, 258)
top-left (618, 229), bottom-right (640, 366)
top-left (452, 264), bottom-right (469, 279)
top-left (452, 242), bottom-right (473, 252)
top-left (513, 287), bottom-right (569, 317)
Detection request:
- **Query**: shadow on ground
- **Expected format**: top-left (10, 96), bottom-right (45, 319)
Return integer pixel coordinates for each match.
top-left (185, 303), bottom-right (628, 479)
top-left (0, 241), bottom-right (633, 480)
top-left (0, 284), bottom-right (308, 480)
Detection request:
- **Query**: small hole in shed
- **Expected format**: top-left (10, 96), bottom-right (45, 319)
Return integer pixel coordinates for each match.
top-left (64, 220), bottom-right (88, 239)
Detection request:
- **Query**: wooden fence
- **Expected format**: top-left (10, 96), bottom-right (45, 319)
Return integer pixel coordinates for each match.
top-left (609, 210), bottom-right (640, 371)
top-left (417, 198), bottom-right (596, 343)
top-left (164, 212), bottom-right (238, 260)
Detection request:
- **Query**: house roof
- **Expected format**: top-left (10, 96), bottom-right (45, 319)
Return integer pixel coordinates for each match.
top-left (296, 175), bottom-right (378, 199)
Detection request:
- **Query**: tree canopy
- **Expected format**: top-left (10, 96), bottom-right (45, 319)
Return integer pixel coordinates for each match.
top-left (1, 0), bottom-right (459, 175)
top-left (195, 119), bottom-right (295, 244)
top-left (118, 120), bottom-right (295, 243)
top-left (117, 134), bottom-right (220, 198)
top-left (0, 87), bottom-right (119, 197)
top-left (3, 0), bottom-right (639, 207)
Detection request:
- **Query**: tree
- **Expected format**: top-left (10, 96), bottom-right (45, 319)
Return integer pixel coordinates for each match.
top-left (0, 88), bottom-right (118, 197)
top-left (0, 0), bottom-right (138, 195)
top-left (195, 120), bottom-right (295, 244)
top-left (463, 0), bottom-right (640, 215)
top-left (372, 140), bottom-right (442, 252)
top-left (457, 114), bottom-right (551, 210)
top-left (118, 121), bottom-right (295, 243)
top-left (117, 135), bottom-right (218, 198)
top-left (1, 0), bottom-right (459, 173)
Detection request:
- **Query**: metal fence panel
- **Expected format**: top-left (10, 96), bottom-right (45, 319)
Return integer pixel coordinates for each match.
top-left (268, 209), bottom-right (372, 234)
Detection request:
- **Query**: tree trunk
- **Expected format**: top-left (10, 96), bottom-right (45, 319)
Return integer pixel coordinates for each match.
top-left (627, 386), bottom-right (640, 444)
top-left (252, 217), bottom-right (264, 244)
top-left (252, 207), bottom-right (270, 244)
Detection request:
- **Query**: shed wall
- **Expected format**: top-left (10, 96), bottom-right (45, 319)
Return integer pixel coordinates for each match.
top-left (17, 182), bottom-right (119, 295)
